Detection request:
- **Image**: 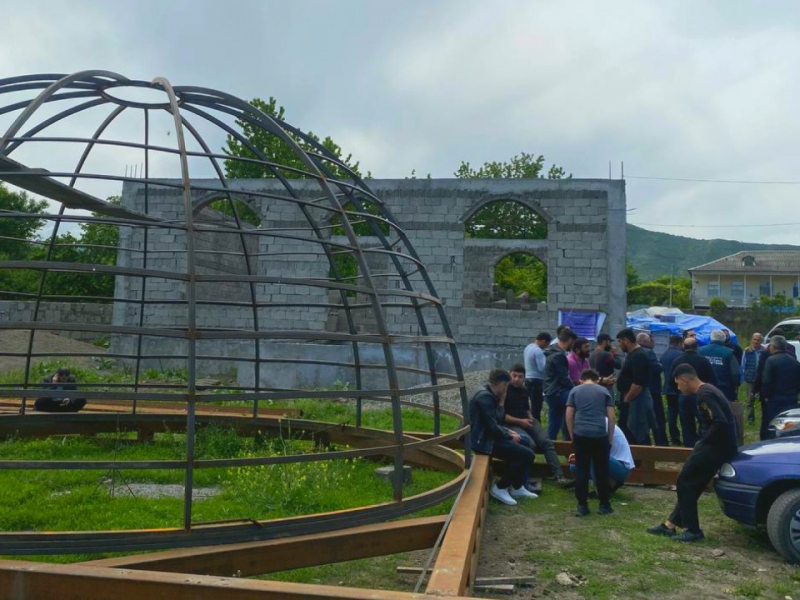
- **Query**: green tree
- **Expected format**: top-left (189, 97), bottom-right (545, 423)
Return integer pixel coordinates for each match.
top-left (626, 260), bottom-right (641, 288)
top-left (223, 97), bottom-right (364, 181)
top-left (494, 253), bottom-right (547, 301)
top-left (455, 152), bottom-right (568, 180)
top-left (627, 276), bottom-right (692, 309)
top-left (0, 183), bottom-right (47, 259)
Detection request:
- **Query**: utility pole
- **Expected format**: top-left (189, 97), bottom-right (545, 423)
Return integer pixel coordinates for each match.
top-left (669, 263), bottom-right (675, 307)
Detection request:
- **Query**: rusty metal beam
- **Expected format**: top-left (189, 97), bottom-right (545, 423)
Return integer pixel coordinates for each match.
top-left (425, 454), bottom-right (491, 597)
top-left (80, 516), bottom-right (446, 576)
top-left (0, 560), bottom-right (472, 600)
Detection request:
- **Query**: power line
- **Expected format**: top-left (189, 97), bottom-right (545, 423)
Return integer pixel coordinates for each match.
top-left (631, 221), bottom-right (800, 229)
top-left (627, 175), bottom-right (800, 185)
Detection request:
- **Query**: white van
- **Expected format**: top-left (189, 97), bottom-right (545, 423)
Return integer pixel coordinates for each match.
top-left (765, 317), bottom-right (800, 358)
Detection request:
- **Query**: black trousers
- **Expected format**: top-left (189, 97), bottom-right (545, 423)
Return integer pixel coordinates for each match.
top-left (525, 378), bottom-right (544, 424)
top-left (491, 438), bottom-right (535, 489)
top-left (573, 434), bottom-right (611, 505)
top-left (34, 397), bottom-right (86, 413)
top-left (652, 393), bottom-right (669, 446)
top-left (665, 393), bottom-right (681, 445)
top-left (668, 441), bottom-right (736, 533)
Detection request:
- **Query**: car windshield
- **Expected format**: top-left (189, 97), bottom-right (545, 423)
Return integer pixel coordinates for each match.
top-left (767, 324), bottom-right (800, 342)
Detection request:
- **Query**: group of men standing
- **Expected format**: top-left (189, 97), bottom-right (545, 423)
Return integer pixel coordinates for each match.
top-left (468, 322), bottom-right (800, 541)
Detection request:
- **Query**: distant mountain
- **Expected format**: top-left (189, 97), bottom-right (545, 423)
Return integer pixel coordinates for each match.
top-left (626, 224), bottom-right (800, 281)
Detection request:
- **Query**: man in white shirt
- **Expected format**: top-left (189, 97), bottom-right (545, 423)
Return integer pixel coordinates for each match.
top-left (523, 331), bottom-right (552, 423)
top-left (569, 417), bottom-right (633, 493)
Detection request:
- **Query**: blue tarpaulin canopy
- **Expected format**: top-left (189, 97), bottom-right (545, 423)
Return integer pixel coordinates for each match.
top-left (627, 310), bottom-right (738, 347)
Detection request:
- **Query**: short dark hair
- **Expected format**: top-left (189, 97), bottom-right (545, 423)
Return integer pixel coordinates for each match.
top-left (669, 335), bottom-right (683, 346)
top-left (488, 369), bottom-right (511, 384)
top-left (773, 328), bottom-right (785, 337)
top-left (536, 331), bottom-right (553, 343)
top-left (597, 333), bottom-right (612, 344)
top-left (573, 337), bottom-right (589, 349)
top-left (556, 325), bottom-right (571, 336)
top-left (56, 367), bottom-right (70, 378)
top-left (580, 369), bottom-right (600, 382)
top-left (558, 329), bottom-right (577, 343)
top-left (673, 364), bottom-right (698, 379)
top-left (683, 329), bottom-right (696, 338)
top-left (510, 364), bottom-right (525, 374)
top-left (616, 328), bottom-right (636, 343)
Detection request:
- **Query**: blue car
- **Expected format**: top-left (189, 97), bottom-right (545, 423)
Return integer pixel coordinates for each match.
top-left (714, 436), bottom-right (800, 564)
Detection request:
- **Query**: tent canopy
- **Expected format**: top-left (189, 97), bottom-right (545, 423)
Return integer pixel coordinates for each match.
top-left (627, 311), bottom-right (738, 347)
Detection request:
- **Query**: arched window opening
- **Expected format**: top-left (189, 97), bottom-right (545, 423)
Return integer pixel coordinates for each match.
top-left (208, 198), bottom-right (262, 227)
top-left (464, 200), bottom-right (546, 240)
top-left (494, 253), bottom-right (547, 304)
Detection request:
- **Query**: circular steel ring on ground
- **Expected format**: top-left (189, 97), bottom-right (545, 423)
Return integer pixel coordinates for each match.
top-left (0, 411), bottom-right (467, 555)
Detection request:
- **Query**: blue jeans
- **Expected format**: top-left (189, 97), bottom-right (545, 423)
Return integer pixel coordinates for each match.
top-left (679, 394), bottom-right (699, 448)
top-left (569, 457), bottom-right (630, 486)
top-left (546, 389), bottom-right (571, 441)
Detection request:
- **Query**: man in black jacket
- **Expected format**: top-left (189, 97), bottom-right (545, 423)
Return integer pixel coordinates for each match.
top-left (469, 369), bottom-right (537, 506)
top-left (761, 335), bottom-right (800, 438)
top-left (669, 338), bottom-right (716, 447)
top-left (647, 364), bottom-right (738, 542)
top-left (660, 335), bottom-right (685, 446)
top-left (544, 329), bottom-right (577, 441)
top-left (35, 368), bottom-right (86, 413)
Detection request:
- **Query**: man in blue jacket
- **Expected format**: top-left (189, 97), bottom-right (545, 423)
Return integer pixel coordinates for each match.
top-left (741, 333), bottom-right (764, 425)
top-left (469, 369), bottom-right (537, 506)
top-left (660, 335), bottom-right (684, 446)
top-left (700, 330), bottom-right (742, 444)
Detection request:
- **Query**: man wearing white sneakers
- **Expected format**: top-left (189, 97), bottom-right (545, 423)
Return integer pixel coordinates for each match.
top-left (469, 369), bottom-right (538, 506)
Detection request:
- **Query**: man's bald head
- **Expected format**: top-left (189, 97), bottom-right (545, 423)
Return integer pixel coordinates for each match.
top-left (636, 332), bottom-right (652, 348)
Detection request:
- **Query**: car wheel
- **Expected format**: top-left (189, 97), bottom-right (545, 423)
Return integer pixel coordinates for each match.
top-left (766, 488), bottom-right (800, 565)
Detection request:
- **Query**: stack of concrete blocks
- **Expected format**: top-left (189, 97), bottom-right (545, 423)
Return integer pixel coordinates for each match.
top-left (109, 178), bottom-right (626, 387)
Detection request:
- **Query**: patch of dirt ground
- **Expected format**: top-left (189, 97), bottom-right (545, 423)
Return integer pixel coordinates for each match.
top-left (475, 485), bottom-right (800, 600)
top-left (0, 330), bottom-right (106, 374)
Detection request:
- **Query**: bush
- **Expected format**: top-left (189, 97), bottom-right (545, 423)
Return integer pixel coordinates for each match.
top-left (709, 297), bottom-right (728, 317)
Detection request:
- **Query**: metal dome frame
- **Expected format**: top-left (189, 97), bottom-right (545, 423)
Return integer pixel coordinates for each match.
top-left (0, 71), bottom-right (469, 552)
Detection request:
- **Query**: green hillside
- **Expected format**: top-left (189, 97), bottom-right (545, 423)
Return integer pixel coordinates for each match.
top-left (626, 224), bottom-right (800, 281)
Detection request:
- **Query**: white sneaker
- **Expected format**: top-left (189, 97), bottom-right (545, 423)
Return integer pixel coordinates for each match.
top-left (490, 483), bottom-right (517, 506)
top-left (510, 485), bottom-right (539, 500)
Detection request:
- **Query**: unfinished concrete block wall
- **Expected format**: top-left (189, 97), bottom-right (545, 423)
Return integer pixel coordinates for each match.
top-left (112, 178), bottom-right (625, 380)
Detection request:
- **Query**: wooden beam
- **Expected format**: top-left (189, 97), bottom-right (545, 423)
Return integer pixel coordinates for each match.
top-left (0, 560), bottom-right (472, 600)
top-left (425, 454), bottom-right (491, 597)
top-left (80, 516), bottom-right (446, 577)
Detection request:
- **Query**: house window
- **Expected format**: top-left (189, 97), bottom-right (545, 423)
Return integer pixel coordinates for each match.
top-left (759, 280), bottom-right (772, 297)
top-left (708, 281), bottom-right (720, 298)
top-left (793, 283), bottom-right (799, 299)
top-left (742, 255), bottom-right (756, 267)
top-left (730, 281), bottom-right (744, 299)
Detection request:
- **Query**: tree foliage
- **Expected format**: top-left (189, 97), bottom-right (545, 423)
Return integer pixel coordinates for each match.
top-left (627, 275), bottom-right (692, 309)
top-left (223, 97), bottom-right (365, 181)
top-left (455, 152), bottom-right (568, 180)
top-left (0, 184), bottom-right (48, 259)
top-left (494, 253), bottom-right (547, 301)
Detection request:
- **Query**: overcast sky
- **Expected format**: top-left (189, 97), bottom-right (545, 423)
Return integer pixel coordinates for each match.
top-left (2, 0), bottom-right (800, 243)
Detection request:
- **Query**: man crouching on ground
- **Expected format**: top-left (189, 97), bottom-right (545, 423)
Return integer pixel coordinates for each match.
top-left (647, 364), bottom-right (738, 542)
top-left (470, 369), bottom-right (538, 506)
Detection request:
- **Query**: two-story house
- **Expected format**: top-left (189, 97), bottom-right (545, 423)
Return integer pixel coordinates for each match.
top-left (689, 251), bottom-right (800, 309)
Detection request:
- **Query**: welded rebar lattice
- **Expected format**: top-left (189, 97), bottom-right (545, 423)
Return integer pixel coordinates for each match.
top-left (0, 71), bottom-right (468, 550)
